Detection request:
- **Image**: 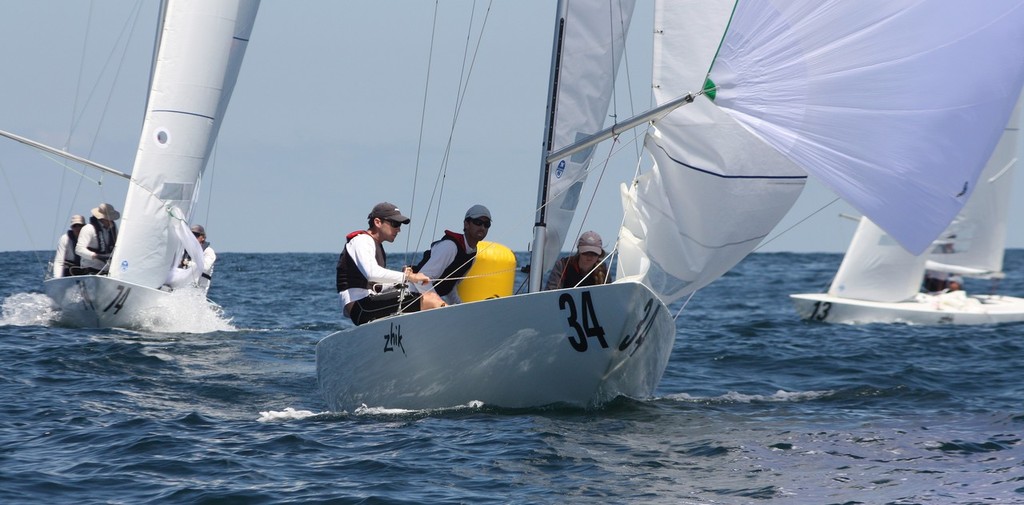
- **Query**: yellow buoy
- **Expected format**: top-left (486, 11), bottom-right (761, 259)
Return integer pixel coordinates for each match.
top-left (457, 241), bottom-right (516, 302)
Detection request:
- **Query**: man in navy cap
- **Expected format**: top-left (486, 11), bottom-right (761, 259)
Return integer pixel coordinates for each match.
top-left (336, 202), bottom-right (441, 325)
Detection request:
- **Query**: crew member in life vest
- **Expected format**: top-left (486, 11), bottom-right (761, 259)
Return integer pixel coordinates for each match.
top-left (336, 201), bottom-right (443, 326)
top-left (545, 230), bottom-right (610, 290)
top-left (75, 203), bottom-right (120, 275)
top-left (410, 204), bottom-right (492, 306)
top-left (179, 224), bottom-right (217, 291)
top-left (52, 214), bottom-right (85, 278)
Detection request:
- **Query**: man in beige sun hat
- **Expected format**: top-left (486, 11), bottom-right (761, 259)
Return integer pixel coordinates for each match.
top-left (75, 203), bottom-right (120, 274)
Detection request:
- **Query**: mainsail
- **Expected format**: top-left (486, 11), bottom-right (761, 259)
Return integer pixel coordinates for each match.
top-left (532, 0), bottom-right (636, 290)
top-left (110, 0), bottom-right (259, 288)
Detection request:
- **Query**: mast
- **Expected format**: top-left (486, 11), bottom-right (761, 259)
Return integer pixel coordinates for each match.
top-left (529, 0), bottom-right (569, 292)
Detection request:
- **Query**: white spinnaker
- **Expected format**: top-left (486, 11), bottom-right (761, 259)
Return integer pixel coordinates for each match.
top-left (712, 0), bottom-right (1024, 254)
top-left (926, 91), bottom-right (1022, 279)
top-left (827, 217), bottom-right (928, 303)
top-left (537, 0), bottom-right (636, 282)
top-left (110, 0), bottom-right (259, 287)
top-left (617, 0), bottom-right (807, 304)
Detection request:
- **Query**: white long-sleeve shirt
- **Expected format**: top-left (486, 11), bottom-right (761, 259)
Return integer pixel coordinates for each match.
top-left (75, 223), bottom-right (114, 271)
top-left (338, 233), bottom-right (405, 307)
top-left (52, 233), bottom-right (75, 278)
top-left (197, 245), bottom-right (217, 289)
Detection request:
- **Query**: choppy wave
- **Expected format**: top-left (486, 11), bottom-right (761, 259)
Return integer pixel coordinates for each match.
top-left (1, 250), bottom-right (1023, 503)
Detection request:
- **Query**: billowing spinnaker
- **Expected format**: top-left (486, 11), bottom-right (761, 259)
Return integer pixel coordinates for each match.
top-left (711, 0), bottom-right (1024, 254)
top-left (926, 91), bottom-right (1022, 278)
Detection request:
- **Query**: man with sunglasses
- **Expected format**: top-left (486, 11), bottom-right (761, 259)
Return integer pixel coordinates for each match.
top-left (336, 201), bottom-right (440, 325)
top-left (410, 204), bottom-right (492, 306)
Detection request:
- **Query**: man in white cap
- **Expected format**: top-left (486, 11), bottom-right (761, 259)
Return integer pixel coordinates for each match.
top-left (410, 204), bottom-right (492, 306)
top-left (545, 230), bottom-right (610, 290)
top-left (75, 203), bottom-right (120, 274)
top-left (52, 214), bottom-right (85, 278)
top-left (336, 201), bottom-right (441, 325)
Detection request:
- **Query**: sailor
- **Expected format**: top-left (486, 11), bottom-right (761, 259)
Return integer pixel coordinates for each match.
top-left (52, 214), bottom-right (85, 278)
top-left (75, 203), bottom-right (120, 275)
top-left (181, 224), bottom-right (217, 291)
top-left (545, 230), bottom-right (610, 290)
top-left (410, 204), bottom-right (492, 306)
top-left (336, 202), bottom-right (441, 325)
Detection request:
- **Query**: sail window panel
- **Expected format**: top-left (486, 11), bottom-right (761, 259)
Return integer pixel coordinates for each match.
top-left (157, 182), bottom-right (196, 203)
top-left (558, 181), bottom-right (584, 211)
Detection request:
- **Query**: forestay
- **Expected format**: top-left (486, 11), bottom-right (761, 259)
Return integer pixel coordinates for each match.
top-left (110, 0), bottom-right (258, 288)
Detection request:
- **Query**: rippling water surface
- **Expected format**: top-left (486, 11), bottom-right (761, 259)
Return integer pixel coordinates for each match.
top-left (1, 250), bottom-right (1022, 504)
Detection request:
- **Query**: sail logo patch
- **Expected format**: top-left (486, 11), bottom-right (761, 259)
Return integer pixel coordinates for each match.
top-left (555, 160), bottom-right (566, 179)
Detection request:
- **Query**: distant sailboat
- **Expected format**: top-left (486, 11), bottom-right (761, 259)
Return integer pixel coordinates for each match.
top-left (316, 1), bottom-right (1024, 411)
top-left (0, 0), bottom-right (259, 329)
top-left (790, 91), bottom-right (1024, 325)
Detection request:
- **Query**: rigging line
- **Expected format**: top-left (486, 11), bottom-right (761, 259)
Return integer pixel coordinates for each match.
top-left (673, 290), bottom-right (697, 321)
top-left (0, 162), bottom-right (48, 272)
top-left (571, 136), bottom-right (618, 245)
top-left (417, 1), bottom-right (493, 255)
top-left (202, 143), bottom-right (217, 227)
top-left (60, 1), bottom-right (146, 238)
top-left (425, 2), bottom-right (480, 246)
top-left (754, 196), bottom-right (842, 252)
top-left (613, 0), bottom-right (643, 162)
top-left (406, 0), bottom-right (442, 265)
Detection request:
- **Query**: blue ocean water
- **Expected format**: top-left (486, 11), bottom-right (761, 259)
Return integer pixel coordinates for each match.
top-left (1, 249), bottom-right (1022, 504)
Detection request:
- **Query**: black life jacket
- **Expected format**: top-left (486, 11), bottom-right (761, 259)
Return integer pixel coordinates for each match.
top-left (60, 229), bottom-right (82, 277)
top-left (556, 256), bottom-right (608, 289)
top-left (66, 229), bottom-right (81, 266)
top-left (413, 231), bottom-right (475, 296)
top-left (336, 230), bottom-right (386, 293)
top-left (86, 216), bottom-right (117, 255)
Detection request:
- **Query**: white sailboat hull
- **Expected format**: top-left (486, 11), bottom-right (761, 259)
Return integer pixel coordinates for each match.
top-left (790, 292), bottom-right (1024, 325)
top-left (44, 275), bottom-right (172, 329)
top-left (316, 281), bottom-right (676, 411)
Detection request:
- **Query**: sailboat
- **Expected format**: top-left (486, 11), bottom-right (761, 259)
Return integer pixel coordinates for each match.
top-left (0, 0), bottom-right (259, 329)
top-left (316, 1), bottom-right (1024, 411)
top-left (790, 92), bottom-right (1024, 325)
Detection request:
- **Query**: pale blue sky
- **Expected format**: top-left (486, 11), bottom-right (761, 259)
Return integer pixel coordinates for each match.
top-left (1, 1), bottom-right (1020, 256)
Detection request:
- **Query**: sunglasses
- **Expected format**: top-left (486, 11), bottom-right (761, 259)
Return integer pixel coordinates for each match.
top-left (384, 219), bottom-right (403, 229)
top-left (468, 217), bottom-right (491, 228)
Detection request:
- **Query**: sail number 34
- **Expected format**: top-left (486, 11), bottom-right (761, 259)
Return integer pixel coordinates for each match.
top-left (558, 291), bottom-right (659, 355)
